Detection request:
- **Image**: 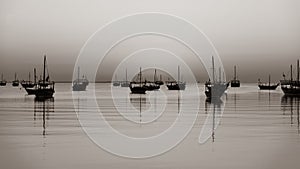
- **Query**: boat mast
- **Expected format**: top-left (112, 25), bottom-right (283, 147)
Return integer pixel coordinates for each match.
top-left (34, 68), bottom-right (36, 84)
top-left (126, 68), bottom-right (128, 82)
top-left (15, 72), bottom-right (17, 81)
top-left (234, 65), bottom-right (237, 80)
top-left (154, 69), bottom-right (157, 82)
top-left (43, 55), bottom-right (46, 87)
top-left (269, 74), bottom-right (271, 86)
top-left (29, 72), bottom-right (31, 81)
top-left (297, 59), bottom-right (299, 82)
top-left (139, 67), bottom-right (142, 87)
top-left (1, 73), bottom-right (3, 81)
top-left (219, 67), bottom-right (221, 83)
top-left (178, 65), bottom-right (180, 82)
top-left (212, 56), bottom-right (215, 83)
top-left (291, 64), bottom-right (293, 81)
top-left (78, 67), bottom-right (80, 82)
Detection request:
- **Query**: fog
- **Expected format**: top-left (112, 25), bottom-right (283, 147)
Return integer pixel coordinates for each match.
top-left (1, 0), bottom-right (300, 82)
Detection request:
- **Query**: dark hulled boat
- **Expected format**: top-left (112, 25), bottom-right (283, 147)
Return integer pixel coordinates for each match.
top-left (166, 66), bottom-right (186, 90)
top-left (258, 75), bottom-right (279, 90)
top-left (143, 81), bottom-right (160, 91)
top-left (143, 69), bottom-right (160, 91)
top-left (12, 73), bottom-right (19, 87)
top-left (0, 74), bottom-right (7, 86)
top-left (21, 70), bottom-right (36, 88)
top-left (26, 55), bottom-right (55, 99)
top-left (205, 56), bottom-right (228, 99)
top-left (230, 65), bottom-right (240, 87)
top-left (129, 67), bottom-right (147, 94)
top-left (280, 59), bottom-right (300, 96)
top-left (73, 67), bottom-right (89, 91)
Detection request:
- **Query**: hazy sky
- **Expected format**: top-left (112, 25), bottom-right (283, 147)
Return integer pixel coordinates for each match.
top-left (1, 0), bottom-right (300, 82)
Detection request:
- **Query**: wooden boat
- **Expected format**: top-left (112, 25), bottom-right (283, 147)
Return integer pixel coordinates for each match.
top-left (166, 66), bottom-right (186, 90)
top-left (230, 65), bottom-right (240, 87)
top-left (26, 55), bottom-right (55, 99)
top-left (0, 74), bottom-right (7, 86)
top-left (72, 67), bottom-right (89, 91)
top-left (205, 56), bottom-right (228, 98)
top-left (12, 72), bottom-right (19, 87)
top-left (258, 75), bottom-right (279, 90)
top-left (143, 69), bottom-right (160, 91)
top-left (129, 67), bottom-right (147, 94)
top-left (143, 80), bottom-right (160, 91)
top-left (21, 70), bottom-right (36, 88)
top-left (280, 59), bottom-right (300, 96)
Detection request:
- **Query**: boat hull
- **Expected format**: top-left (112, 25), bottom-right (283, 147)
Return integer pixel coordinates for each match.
top-left (12, 81), bottom-right (19, 87)
top-left (166, 83), bottom-right (186, 90)
top-left (130, 86), bottom-right (147, 94)
top-left (205, 83), bottom-right (228, 98)
top-left (281, 86), bottom-right (300, 96)
top-left (230, 80), bottom-right (240, 87)
top-left (0, 81), bottom-right (6, 86)
top-left (258, 84), bottom-right (279, 90)
top-left (73, 84), bottom-right (87, 91)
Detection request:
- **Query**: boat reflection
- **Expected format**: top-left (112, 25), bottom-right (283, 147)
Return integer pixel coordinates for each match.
top-left (130, 95), bottom-right (148, 123)
top-left (33, 98), bottom-right (54, 136)
top-left (281, 96), bottom-right (300, 133)
top-left (203, 98), bottom-right (223, 142)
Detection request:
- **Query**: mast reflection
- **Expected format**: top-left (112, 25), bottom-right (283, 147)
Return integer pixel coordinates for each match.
top-left (205, 98), bottom-right (223, 142)
top-left (34, 98), bottom-right (54, 136)
top-left (281, 96), bottom-right (300, 133)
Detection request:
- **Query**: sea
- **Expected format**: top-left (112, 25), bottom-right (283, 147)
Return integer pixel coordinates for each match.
top-left (0, 83), bottom-right (299, 169)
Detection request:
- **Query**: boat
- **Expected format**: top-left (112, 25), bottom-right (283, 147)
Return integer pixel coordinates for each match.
top-left (154, 69), bottom-right (164, 85)
top-left (205, 56), bottom-right (228, 98)
top-left (129, 67), bottom-right (147, 94)
top-left (280, 59), bottom-right (300, 96)
top-left (112, 74), bottom-right (120, 86)
top-left (143, 80), bottom-right (160, 91)
top-left (143, 69), bottom-right (160, 91)
top-left (0, 74), bottom-right (7, 86)
top-left (26, 55), bottom-right (55, 99)
top-left (21, 70), bottom-right (36, 88)
top-left (72, 67), bottom-right (89, 91)
top-left (258, 75), bottom-right (279, 90)
top-left (121, 68), bottom-right (130, 87)
top-left (166, 66), bottom-right (186, 90)
top-left (230, 65), bottom-right (240, 87)
top-left (12, 72), bottom-right (19, 87)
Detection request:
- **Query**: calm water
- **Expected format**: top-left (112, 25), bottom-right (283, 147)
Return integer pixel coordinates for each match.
top-left (0, 83), bottom-right (299, 169)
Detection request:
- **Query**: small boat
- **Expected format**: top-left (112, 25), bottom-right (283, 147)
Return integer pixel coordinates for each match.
top-left (21, 70), bottom-right (36, 88)
top-left (143, 69), bottom-right (160, 91)
top-left (73, 67), bottom-right (89, 91)
top-left (258, 75), bottom-right (279, 90)
top-left (280, 59), bottom-right (300, 96)
top-left (121, 69), bottom-right (130, 87)
top-left (230, 65), bottom-right (240, 87)
top-left (129, 67), bottom-right (147, 94)
top-left (166, 66), bottom-right (186, 90)
top-left (26, 55), bottom-right (55, 99)
top-left (112, 74), bottom-right (120, 86)
top-left (0, 74), bottom-right (7, 86)
top-left (205, 56), bottom-right (228, 98)
top-left (154, 70), bottom-right (164, 85)
top-left (143, 80), bottom-right (160, 91)
top-left (12, 73), bottom-right (19, 87)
